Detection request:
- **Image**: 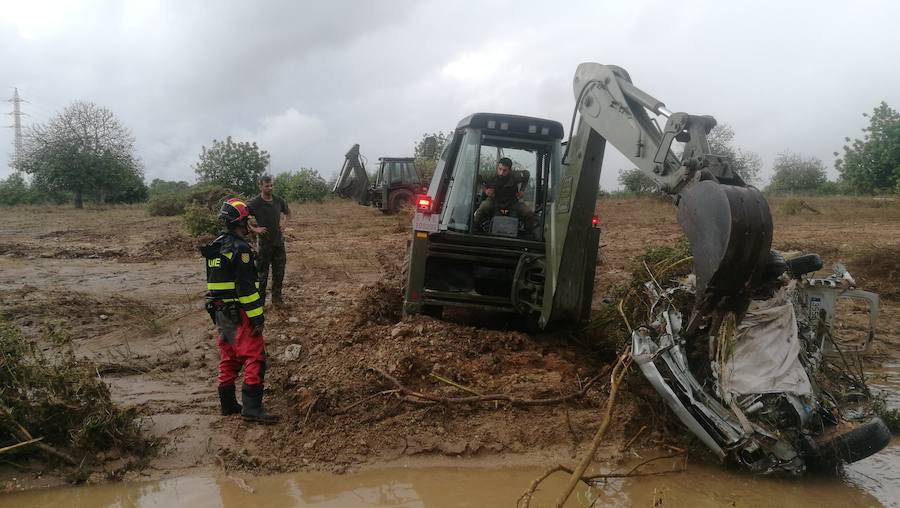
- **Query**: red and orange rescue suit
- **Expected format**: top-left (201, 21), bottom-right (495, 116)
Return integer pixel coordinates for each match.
top-left (201, 233), bottom-right (266, 390)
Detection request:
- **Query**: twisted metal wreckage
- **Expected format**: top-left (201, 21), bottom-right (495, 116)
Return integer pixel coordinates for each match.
top-left (633, 255), bottom-right (889, 475)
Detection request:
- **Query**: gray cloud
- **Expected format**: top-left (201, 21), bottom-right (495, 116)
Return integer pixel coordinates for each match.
top-left (2, 0), bottom-right (899, 190)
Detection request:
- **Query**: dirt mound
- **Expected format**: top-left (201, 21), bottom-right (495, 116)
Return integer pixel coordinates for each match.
top-left (0, 288), bottom-right (159, 346)
top-left (0, 242), bottom-right (126, 260)
top-left (351, 280), bottom-right (403, 326)
top-left (128, 233), bottom-right (203, 262)
top-left (231, 301), bottom-right (632, 474)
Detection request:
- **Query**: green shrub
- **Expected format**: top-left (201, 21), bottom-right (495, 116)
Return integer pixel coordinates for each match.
top-left (274, 168), bottom-right (330, 203)
top-left (873, 397), bottom-right (900, 434)
top-left (148, 179), bottom-right (190, 197)
top-left (182, 201), bottom-right (222, 237)
top-left (0, 173), bottom-right (35, 206)
top-left (187, 183), bottom-right (235, 209)
top-left (147, 193), bottom-right (188, 216)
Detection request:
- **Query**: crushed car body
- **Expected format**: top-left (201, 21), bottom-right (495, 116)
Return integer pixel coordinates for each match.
top-left (632, 253), bottom-right (891, 475)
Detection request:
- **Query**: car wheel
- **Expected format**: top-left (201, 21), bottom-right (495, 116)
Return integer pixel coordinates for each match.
top-left (815, 417), bottom-right (891, 465)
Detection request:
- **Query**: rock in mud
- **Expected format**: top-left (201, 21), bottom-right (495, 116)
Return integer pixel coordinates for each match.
top-left (281, 344), bottom-right (303, 362)
top-left (390, 324), bottom-right (412, 338)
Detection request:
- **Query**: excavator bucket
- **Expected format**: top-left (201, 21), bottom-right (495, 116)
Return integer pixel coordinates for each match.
top-left (676, 180), bottom-right (772, 329)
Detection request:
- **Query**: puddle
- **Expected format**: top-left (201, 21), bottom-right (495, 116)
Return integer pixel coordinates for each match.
top-left (2, 367), bottom-right (897, 508)
top-left (2, 458), bottom-right (897, 508)
top-left (843, 362), bottom-right (900, 506)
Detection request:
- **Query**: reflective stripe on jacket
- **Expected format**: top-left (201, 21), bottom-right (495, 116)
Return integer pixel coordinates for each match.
top-left (200, 233), bottom-right (264, 320)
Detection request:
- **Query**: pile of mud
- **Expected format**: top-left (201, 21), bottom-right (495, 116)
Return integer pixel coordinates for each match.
top-left (219, 281), bottom-right (646, 474)
top-left (350, 279), bottom-right (403, 326)
top-left (128, 233), bottom-right (205, 262)
top-left (0, 242), bottom-right (126, 260)
top-left (1, 288), bottom-right (156, 344)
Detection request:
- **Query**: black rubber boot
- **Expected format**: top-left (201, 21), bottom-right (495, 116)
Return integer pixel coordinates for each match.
top-left (218, 385), bottom-right (242, 416)
top-left (241, 384), bottom-right (280, 424)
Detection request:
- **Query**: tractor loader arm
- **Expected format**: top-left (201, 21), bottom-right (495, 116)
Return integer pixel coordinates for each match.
top-left (333, 143), bottom-right (370, 204)
top-left (543, 63), bottom-right (772, 333)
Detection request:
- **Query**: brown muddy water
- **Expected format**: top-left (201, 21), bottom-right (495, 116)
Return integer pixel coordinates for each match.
top-left (2, 364), bottom-right (898, 508)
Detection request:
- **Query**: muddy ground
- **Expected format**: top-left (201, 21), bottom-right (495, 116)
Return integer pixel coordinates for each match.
top-left (0, 196), bottom-right (898, 489)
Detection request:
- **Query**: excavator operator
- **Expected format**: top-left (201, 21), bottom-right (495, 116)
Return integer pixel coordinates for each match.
top-left (474, 157), bottom-right (535, 234)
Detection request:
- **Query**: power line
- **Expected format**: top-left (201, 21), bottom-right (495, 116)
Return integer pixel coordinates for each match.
top-left (6, 88), bottom-right (29, 170)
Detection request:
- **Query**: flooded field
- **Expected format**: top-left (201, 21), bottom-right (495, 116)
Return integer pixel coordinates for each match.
top-left (3, 360), bottom-right (898, 507)
top-left (4, 364), bottom-right (896, 507)
top-left (2, 451), bottom-right (898, 508)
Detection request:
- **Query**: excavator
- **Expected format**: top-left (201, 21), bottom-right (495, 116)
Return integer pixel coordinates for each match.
top-left (402, 63), bottom-right (889, 474)
top-left (333, 144), bottom-right (426, 213)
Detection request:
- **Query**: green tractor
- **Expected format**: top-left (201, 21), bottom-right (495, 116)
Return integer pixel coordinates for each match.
top-left (402, 64), bottom-right (772, 331)
top-left (401, 113), bottom-right (581, 325)
top-left (333, 144), bottom-right (426, 214)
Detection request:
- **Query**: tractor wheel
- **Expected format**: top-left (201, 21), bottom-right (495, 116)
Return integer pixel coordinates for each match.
top-left (388, 189), bottom-right (414, 214)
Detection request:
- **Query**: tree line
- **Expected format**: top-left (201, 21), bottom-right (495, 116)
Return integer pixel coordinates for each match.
top-left (2, 99), bottom-right (898, 209)
top-left (1, 102), bottom-right (331, 208)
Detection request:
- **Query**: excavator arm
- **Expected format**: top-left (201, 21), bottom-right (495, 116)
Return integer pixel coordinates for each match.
top-left (543, 63), bottom-right (772, 332)
top-left (333, 144), bottom-right (371, 205)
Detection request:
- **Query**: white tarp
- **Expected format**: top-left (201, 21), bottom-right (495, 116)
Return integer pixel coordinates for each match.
top-left (721, 281), bottom-right (813, 396)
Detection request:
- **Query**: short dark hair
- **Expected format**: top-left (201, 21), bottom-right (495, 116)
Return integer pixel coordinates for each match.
top-left (498, 157), bottom-right (513, 169)
top-left (259, 174), bottom-right (273, 184)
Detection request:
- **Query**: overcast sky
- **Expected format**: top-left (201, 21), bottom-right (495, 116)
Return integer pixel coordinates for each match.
top-left (2, 0), bottom-right (899, 190)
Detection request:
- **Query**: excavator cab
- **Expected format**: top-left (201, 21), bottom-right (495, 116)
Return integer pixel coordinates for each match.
top-left (403, 113), bottom-right (566, 319)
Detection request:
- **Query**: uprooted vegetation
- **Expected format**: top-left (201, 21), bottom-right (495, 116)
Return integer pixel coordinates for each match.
top-left (223, 242), bottom-right (706, 475)
top-left (0, 320), bottom-right (153, 476)
top-left (229, 276), bottom-right (642, 473)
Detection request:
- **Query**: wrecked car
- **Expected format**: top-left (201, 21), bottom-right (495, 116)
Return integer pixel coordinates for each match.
top-left (632, 252), bottom-right (891, 475)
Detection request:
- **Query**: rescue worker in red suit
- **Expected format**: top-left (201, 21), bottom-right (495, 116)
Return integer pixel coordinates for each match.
top-left (201, 198), bottom-right (279, 424)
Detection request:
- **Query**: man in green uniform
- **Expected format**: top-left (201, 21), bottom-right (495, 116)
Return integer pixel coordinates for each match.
top-left (248, 175), bottom-right (291, 306)
top-left (473, 157), bottom-right (534, 233)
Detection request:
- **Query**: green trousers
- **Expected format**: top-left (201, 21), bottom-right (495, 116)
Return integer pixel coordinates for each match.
top-left (256, 243), bottom-right (286, 303)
